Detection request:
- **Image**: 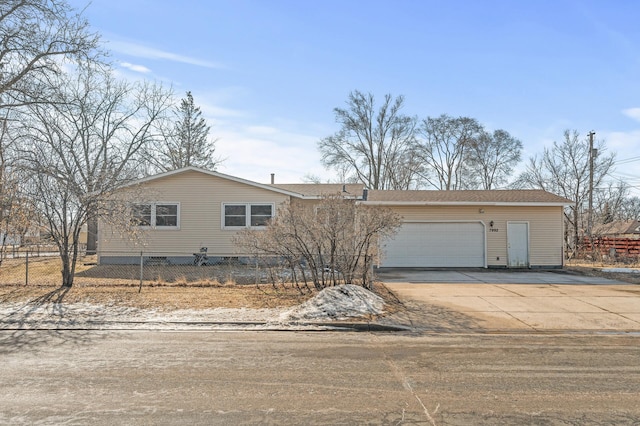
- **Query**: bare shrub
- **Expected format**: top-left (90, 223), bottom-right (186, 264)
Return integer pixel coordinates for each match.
top-left (235, 194), bottom-right (401, 290)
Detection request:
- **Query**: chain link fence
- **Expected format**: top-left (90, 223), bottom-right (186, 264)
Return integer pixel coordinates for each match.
top-left (0, 243), bottom-right (59, 261)
top-left (0, 250), bottom-right (375, 289)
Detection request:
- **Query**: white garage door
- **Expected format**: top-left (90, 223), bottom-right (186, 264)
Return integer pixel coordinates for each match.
top-left (381, 222), bottom-right (485, 267)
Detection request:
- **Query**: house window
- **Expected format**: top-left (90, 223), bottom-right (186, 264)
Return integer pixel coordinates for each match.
top-left (132, 204), bottom-right (152, 227)
top-left (132, 203), bottom-right (179, 229)
top-left (155, 204), bottom-right (178, 227)
top-left (224, 205), bottom-right (247, 227)
top-left (223, 203), bottom-right (273, 228)
top-left (251, 205), bottom-right (273, 226)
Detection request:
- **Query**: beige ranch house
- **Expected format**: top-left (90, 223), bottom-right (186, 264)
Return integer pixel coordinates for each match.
top-left (98, 167), bottom-right (572, 269)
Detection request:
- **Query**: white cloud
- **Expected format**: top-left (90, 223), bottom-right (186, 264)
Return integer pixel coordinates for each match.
top-left (119, 62), bottom-right (151, 74)
top-left (622, 107), bottom-right (640, 122)
top-left (246, 126), bottom-right (279, 135)
top-left (107, 39), bottom-right (223, 69)
top-left (191, 88), bottom-right (251, 119)
top-left (601, 129), bottom-right (640, 196)
top-left (199, 103), bottom-right (246, 119)
top-left (603, 129), bottom-right (640, 155)
top-left (213, 126), bottom-right (331, 184)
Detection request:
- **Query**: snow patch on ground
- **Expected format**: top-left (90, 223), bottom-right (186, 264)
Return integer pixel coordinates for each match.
top-left (0, 284), bottom-right (386, 330)
top-left (0, 302), bottom-right (286, 324)
top-left (279, 284), bottom-right (384, 322)
top-left (601, 268), bottom-right (640, 274)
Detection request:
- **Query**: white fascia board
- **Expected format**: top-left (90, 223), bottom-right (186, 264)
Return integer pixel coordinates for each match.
top-left (359, 201), bottom-right (573, 207)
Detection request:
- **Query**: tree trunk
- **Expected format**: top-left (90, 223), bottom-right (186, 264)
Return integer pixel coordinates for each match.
top-left (61, 268), bottom-right (74, 287)
top-left (573, 207), bottom-right (579, 257)
top-left (60, 252), bottom-right (74, 287)
top-left (59, 239), bottom-right (79, 287)
top-left (86, 216), bottom-right (98, 255)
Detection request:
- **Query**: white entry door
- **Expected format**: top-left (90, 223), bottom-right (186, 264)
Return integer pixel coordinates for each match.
top-left (507, 222), bottom-right (529, 268)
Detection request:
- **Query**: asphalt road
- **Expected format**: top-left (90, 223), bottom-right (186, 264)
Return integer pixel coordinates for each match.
top-left (1, 330), bottom-right (639, 425)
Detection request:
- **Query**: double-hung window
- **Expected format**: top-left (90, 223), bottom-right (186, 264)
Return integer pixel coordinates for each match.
top-left (250, 205), bottom-right (273, 226)
top-left (132, 203), bottom-right (179, 229)
top-left (131, 204), bottom-right (152, 227)
top-left (223, 203), bottom-right (273, 229)
top-left (224, 205), bottom-right (247, 227)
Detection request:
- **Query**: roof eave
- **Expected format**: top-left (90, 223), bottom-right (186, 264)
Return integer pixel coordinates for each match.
top-left (298, 195), bottom-right (363, 200)
top-left (360, 201), bottom-right (573, 207)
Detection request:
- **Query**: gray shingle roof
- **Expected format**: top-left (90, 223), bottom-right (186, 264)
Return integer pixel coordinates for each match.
top-left (366, 189), bottom-right (572, 205)
top-left (270, 183), bottom-right (365, 197)
top-left (592, 220), bottom-right (640, 235)
top-left (271, 184), bottom-right (571, 204)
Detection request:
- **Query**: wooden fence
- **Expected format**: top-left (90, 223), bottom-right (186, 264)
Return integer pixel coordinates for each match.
top-left (582, 237), bottom-right (640, 258)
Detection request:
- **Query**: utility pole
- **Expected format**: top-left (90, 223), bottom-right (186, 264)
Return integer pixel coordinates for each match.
top-left (587, 131), bottom-right (596, 241)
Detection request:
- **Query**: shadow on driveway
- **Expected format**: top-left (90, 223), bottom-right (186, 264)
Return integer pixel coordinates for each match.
top-left (376, 268), bottom-right (629, 285)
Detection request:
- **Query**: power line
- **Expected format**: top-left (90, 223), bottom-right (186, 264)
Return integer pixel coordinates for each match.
top-left (611, 172), bottom-right (640, 181)
top-left (614, 155), bottom-right (640, 166)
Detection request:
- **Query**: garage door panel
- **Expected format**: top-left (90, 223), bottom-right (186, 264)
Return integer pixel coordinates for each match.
top-left (381, 222), bottom-right (485, 267)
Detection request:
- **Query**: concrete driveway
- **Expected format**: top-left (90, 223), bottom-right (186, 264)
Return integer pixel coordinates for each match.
top-left (379, 269), bottom-right (640, 332)
top-left (377, 268), bottom-right (627, 284)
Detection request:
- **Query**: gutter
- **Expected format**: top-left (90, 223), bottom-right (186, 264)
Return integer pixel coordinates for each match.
top-left (358, 201), bottom-right (572, 207)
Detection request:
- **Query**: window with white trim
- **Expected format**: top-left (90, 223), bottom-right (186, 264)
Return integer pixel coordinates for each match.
top-left (223, 203), bottom-right (273, 228)
top-left (131, 204), bottom-right (152, 227)
top-left (132, 203), bottom-right (179, 228)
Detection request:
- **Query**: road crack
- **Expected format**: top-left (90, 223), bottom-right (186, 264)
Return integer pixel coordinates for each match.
top-left (370, 334), bottom-right (439, 425)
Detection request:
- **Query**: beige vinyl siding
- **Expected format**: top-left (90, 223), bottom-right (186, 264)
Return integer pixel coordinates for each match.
top-left (99, 170), bottom-right (290, 257)
top-left (387, 205), bottom-right (565, 267)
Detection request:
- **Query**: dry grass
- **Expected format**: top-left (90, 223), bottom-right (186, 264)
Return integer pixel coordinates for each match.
top-left (0, 281), bottom-right (399, 312)
top-left (0, 256), bottom-right (312, 309)
top-left (13, 256), bottom-right (634, 314)
top-left (2, 256), bottom-right (281, 286)
top-left (0, 256), bottom-right (401, 311)
top-left (0, 283), bottom-right (316, 310)
top-left (1, 256), bottom-right (90, 285)
top-left (564, 266), bottom-right (640, 285)
top-left (565, 258), bottom-right (640, 285)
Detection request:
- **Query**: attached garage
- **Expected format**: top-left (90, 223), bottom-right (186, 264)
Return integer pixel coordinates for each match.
top-left (365, 189), bottom-right (573, 269)
top-left (381, 222), bottom-right (485, 267)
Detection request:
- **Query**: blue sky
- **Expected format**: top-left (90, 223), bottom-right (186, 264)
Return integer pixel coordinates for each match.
top-left (70, 0), bottom-right (640, 193)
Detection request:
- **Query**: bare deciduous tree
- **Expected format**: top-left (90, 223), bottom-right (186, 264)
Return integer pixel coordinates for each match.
top-left (16, 64), bottom-right (173, 286)
top-left (416, 114), bottom-right (483, 190)
top-left (619, 196), bottom-right (640, 221)
top-left (0, 0), bottom-right (100, 108)
top-left (465, 129), bottom-right (522, 189)
top-left (593, 181), bottom-right (629, 225)
top-left (0, 115), bottom-right (38, 262)
top-left (514, 129), bottom-right (615, 255)
top-left (318, 90), bottom-right (420, 190)
top-left (235, 195), bottom-right (401, 290)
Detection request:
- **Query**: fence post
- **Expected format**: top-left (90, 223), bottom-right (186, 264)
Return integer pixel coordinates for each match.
top-left (139, 251), bottom-right (143, 293)
top-left (25, 251), bottom-right (29, 286)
